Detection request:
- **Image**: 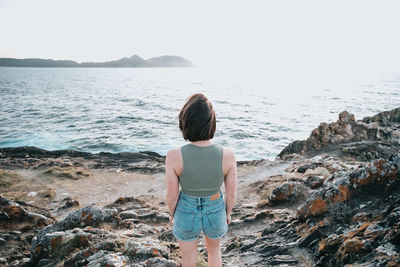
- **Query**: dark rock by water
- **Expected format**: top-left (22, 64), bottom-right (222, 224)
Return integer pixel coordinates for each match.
top-left (0, 146), bottom-right (166, 173)
top-left (278, 107), bottom-right (400, 161)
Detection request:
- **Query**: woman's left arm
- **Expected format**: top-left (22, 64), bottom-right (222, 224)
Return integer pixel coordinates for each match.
top-left (165, 149), bottom-right (180, 220)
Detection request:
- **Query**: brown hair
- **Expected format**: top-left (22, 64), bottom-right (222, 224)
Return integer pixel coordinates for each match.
top-left (178, 93), bottom-right (216, 142)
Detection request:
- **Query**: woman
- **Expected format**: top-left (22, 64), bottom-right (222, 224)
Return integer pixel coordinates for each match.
top-left (165, 93), bottom-right (237, 267)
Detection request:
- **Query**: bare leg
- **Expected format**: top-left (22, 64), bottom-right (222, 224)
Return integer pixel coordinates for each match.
top-left (204, 235), bottom-right (222, 267)
top-left (178, 239), bottom-right (198, 267)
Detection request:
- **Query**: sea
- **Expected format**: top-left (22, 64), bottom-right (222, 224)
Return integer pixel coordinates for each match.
top-left (0, 67), bottom-right (399, 161)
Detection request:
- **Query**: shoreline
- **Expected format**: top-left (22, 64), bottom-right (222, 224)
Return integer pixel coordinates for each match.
top-left (1, 106), bottom-right (399, 169)
top-left (0, 145), bottom-right (268, 173)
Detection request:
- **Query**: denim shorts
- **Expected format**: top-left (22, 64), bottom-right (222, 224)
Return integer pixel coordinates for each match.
top-left (173, 189), bottom-right (228, 242)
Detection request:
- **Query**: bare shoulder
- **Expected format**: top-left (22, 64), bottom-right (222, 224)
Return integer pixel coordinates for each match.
top-left (166, 147), bottom-right (183, 163)
top-left (221, 145), bottom-right (236, 176)
top-left (222, 146), bottom-right (236, 161)
top-left (166, 147), bottom-right (181, 158)
top-left (166, 147), bottom-right (183, 175)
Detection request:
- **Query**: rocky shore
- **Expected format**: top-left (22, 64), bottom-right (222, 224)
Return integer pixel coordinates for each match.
top-left (0, 107), bottom-right (399, 266)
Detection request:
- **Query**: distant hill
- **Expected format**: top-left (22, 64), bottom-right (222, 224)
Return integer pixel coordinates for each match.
top-left (0, 55), bottom-right (194, 68)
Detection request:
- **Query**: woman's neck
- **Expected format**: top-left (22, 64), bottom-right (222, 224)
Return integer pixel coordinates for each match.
top-left (190, 140), bottom-right (213, 146)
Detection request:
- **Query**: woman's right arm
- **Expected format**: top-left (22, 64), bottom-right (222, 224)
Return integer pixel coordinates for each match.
top-left (224, 149), bottom-right (237, 224)
top-left (165, 149), bottom-right (180, 222)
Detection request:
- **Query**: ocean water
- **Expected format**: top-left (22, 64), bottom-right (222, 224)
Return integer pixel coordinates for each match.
top-left (0, 67), bottom-right (399, 161)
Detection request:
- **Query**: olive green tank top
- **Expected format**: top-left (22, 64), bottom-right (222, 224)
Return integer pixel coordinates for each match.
top-left (179, 143), bottom-right (224, 197)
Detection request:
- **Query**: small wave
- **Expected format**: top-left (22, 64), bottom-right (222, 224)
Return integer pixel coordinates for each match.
top-left (260, 101), bottom-right (275, 106)
top-left (80, 142), bottom-right (125, 152)
top-left (136, 100), bottom-right (146, 106)
top-left (23, 108), bottom-right (40, 112)
top-left (54, 119), bottom-right (69, 123)
top-left (230, 130), bottom-right (256, 139)
top-left (116, 115), bottom-right (141, 121)
top-left (215, 100), bottom-right (230, 104)
top-left (129, 129), bottom-right (157, 138)
top-left (267, 136), bottom-right (281, 142)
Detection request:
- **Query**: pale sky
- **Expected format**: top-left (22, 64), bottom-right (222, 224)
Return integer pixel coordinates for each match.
top-left (1, 0), bottom-right (400, 73)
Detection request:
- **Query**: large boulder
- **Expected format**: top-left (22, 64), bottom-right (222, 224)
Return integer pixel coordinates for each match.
top-left (292, 153), bottom-right (400, 266)
top-left (0, 196), bottom-right (53, 265)
top-left (278, 107), bottom-right (400, 160)
top-left (267, 182), bottom-right (309, 205)
top-left (0, 195), bottom-right (52, 230)
top-left (29, 205), bottom-right (120, 265)
top-left (297, 156), bottom-right (399, 220)
top-left (35, 205), bottom-right (120, 240)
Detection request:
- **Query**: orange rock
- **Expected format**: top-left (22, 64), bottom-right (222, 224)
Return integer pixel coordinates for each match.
top-left (352, 159), bottom-right (398, 187)
top-left (298, 218), bottom-right (330, 247)
top-left (352, 212), bottom-right (371, 223)
top-left (297, 198), bottom-right (327, 219)
top-left (331, 184), bottom-right (351, 203)
top-left (115, 197), bottom-right (127, 203)
top-left (83, 250), bottom-right (91, 258)
top-left (336, 237), bottom-right (369, 264)
top-left (295, 223), bottom-right (310, 237)
top-left (356, 169), bottom-right (374, 186)
top-left (318, 234), bottom-right (343, 255)
top-left (83, 214), bottom-right (93, 225)
top-left (311, 219), bottom-right (329, 232)
top-left (298, 218), bottom-right (330, 238)
top-left (50, 235), bottom-right (63, 252)
top-left (5, 205), bottom-right (27, 220)
top-left (363, 222), bottom-right (386, 240)
top-left (33, 244), bottom-right (42, 255)
top-left (348, 222), bottom-right (371, 238)
top-left (318, 238), bottom-right (326, 252)
top-left (74, 235), bottom-right (89, 248)
top-left (152, 248), bottom-right (160, 256)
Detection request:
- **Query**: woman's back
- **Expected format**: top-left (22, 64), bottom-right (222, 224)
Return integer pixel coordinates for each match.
top-left (179, 143), bottom-right (224, 197)
top-left (165, 93), bottom-right (237, 266)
